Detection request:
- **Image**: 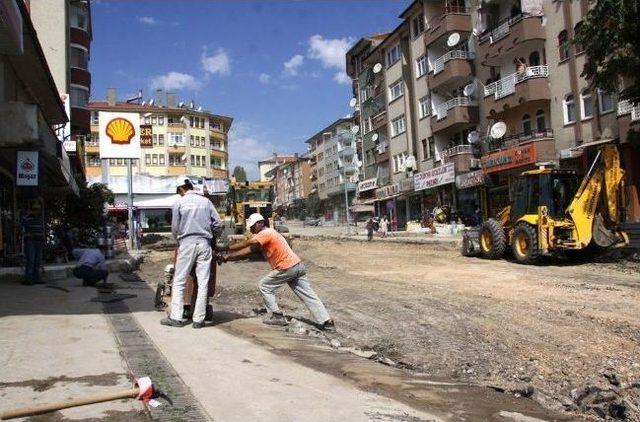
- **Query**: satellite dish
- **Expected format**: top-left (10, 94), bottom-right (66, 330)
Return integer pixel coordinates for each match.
top-left (373, 63), bottom-right (383, 74)
top-left (467, 131), bottom-right (480, 144)
top-left (463, 83), bottom-right (475, 97)
top-left (405, 155), bottom-right (416, 170)
top-left (149, 99), bottom-right (155, 106)
top-left (490, 121), bottom-right (507, 139)
top-left (371, 133), bottom-right (379, 143)
top-left (180, 154), bottom-right (187, 163)
top-left (349, 98), bottom-right (357, 108)
top-left (447, 32), bottom-right (461, 47)
top-left (197, 106), bottom-right (202, 112)
top-left (141, 101), bottom-right (147, 106)
top-left (178, 102), bottom-right (185, 107)
top-left (180, 116), bottom-right (187, 123)
top-left (351, 125), bottom-right (360, 135)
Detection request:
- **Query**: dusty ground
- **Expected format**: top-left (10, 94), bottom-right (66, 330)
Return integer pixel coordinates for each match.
top-left (141, 240), bottom-right (640, 421)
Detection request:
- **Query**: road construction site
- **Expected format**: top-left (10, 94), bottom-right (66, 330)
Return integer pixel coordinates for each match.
top-left (139, 236), bottom-right (640, 421)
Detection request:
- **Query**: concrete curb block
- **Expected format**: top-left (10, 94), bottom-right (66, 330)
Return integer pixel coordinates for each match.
top-left (294, 234), bottom-right (460, 248)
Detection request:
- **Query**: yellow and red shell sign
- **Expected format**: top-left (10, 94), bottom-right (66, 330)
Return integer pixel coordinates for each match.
top-left (105, 118), bottom-right (135, 144)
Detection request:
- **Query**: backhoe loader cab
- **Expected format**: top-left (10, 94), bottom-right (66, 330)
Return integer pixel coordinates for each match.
top-left (464, 145), bottom-right (628, 264)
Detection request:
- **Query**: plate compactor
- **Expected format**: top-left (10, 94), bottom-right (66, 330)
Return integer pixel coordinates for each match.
top-left (154, 244), bottom-right (219, 322)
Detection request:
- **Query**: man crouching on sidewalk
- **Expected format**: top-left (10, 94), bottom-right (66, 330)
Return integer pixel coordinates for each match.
top-left (219, 213), bottom-right (335, 331)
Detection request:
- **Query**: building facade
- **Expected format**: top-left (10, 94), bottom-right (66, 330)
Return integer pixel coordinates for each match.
top-left (86, 88), bottom-right (231, 181)
top-left (268, 154), bottom-right (312, 217)
top-left (345, 0), bottom-right (640, 228)
top-left (258, 154), bottom-right (297, 182)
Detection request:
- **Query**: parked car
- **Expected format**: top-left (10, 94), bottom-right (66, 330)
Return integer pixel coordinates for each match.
top-left (303, 217), bottom-right (321, 227)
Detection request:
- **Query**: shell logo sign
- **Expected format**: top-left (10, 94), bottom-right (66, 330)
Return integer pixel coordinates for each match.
top-left (105, 117), bottom-right (135, 144)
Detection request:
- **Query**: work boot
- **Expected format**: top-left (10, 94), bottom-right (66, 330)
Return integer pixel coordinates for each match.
top-left (160, 317), bottom-right (188, 327)
top-left (263, 313), bottom-right (288, 326)
top-left (192, 321), bottom-right (205, 329)
top-left (321, 319), bottom-right (336, 332)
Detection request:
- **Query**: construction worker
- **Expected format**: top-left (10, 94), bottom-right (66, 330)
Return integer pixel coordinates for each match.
top-left (72, 246), bottom-right (108, 286)
top-left (161, 180), bottom-right (222, 329)
top-left (219, 213), bottom-right (335, 331)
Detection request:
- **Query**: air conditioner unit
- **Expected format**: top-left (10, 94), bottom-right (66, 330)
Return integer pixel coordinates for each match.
top-left (470, 158), bottom-right (482, 169)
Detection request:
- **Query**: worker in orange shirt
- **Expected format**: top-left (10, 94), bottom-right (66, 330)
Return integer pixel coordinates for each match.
top-left (219, 213), bottom-right (335, 331)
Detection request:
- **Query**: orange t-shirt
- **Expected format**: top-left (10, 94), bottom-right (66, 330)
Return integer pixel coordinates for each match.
top-left (253, 228), bottom-right (300, 270)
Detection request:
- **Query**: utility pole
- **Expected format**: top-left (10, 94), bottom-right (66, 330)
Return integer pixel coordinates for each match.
top-left (127, 158), bottom-right (135, 249)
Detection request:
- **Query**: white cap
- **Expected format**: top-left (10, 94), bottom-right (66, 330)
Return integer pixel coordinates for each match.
top-left (246, 213), bottom-right (265, 229)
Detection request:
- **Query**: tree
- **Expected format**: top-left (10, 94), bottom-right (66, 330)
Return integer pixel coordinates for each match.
top-left (575, 0), bottom-right (640, 104)
top-left (233, 166), bottom-right (247, 183)
top-left (305, 192), bottom-right (321, 218)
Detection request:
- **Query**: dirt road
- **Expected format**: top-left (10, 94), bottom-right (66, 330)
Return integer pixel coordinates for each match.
top-left (143, 239), bottom-right (640, 421)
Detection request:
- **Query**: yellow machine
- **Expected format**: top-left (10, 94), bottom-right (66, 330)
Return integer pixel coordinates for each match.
top-left (463, 145), bottom-right (628, 264)
top-left (228, 181), bottom-right (276, 234)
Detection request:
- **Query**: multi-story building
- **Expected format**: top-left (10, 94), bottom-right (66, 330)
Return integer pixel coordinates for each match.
top-left (267, 154), bottom-right (312, 217)
top-left (0, 0), bottom-right (78, 263)
top-left (30, 0), bottom-right (92, 180)
top-left (345, 0), bottom-right (640, 228)
top-left (258, 154), bottom-right (297, 182)
top-left (86, 88), bottom-right (231, 181)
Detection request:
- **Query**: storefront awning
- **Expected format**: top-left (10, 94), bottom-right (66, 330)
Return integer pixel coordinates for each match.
top-left (571, 138), bottom-right (615, 151)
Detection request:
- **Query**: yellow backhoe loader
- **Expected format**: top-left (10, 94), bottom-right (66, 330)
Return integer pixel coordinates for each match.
top-left (462, 145), bottom-right (628, 264)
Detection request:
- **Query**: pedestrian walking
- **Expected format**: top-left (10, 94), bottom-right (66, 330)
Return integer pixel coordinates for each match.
top-left (21, 202), bottom-right (45, 285)
top-left (379, 216), bottom-right (388, 238)
top-left (72, 247), bottom-right (108, 286)
top-left (161, 180), bottom-right (223, 329)
top-left (219, 213), bottom-right (335, 331)
top-left (366, 218), bottom-right (374, 241)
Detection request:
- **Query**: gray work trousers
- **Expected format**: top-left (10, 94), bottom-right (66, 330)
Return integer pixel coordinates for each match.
top-left (171, 240), bottom-right (212, 323)
top-left (258, 262), bottom-right (330, 324)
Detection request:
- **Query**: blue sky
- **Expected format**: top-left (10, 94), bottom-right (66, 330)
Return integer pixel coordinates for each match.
top-left (90, 0), bottom-right (407, 179)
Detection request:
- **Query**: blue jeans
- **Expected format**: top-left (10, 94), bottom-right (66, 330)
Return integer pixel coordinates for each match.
top-left (24, 239), bottom-right (43, 284)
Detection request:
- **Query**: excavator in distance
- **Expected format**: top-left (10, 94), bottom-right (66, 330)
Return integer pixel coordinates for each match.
top-left (462, 145), bottom-right (628, 264)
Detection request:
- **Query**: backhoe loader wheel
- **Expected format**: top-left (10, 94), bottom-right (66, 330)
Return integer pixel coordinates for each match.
top-left (479, 219), bottom-right (506, 259)
top-left (461, 231), bottom-right (478, 257)
top-left (511, 223), bottom-right (540, 265)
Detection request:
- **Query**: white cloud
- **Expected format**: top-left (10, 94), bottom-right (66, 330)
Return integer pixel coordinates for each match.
top-left (201, 49), bottom-right (231, 76)
top-left (138, 16), bottom-right (158, 25)
top-left (283, 54), bottom-right (304, 76)
top-left (333, 71), bottom-right (352, 85)
top-left (258, 73), bottom-right (271, 84)
top-left (150, 72), bottom-right (201, 91)
top-left (307, 35), bottom-right (353, 71)
top-left (228, 125), bottom-right (279, 180)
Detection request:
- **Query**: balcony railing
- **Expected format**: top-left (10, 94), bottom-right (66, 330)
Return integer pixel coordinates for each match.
top-left (618, 100), bottom-right (640, 121)
top-left (487, 128), bottom-right (553, 151)
top-left (431, 50), bottom-right (475, 74)
top-left (479, 12), bottom-right (535, 44)
top-left (484, 65), bottom-right (549, 100)
top-left (441, 144), bottom-right (472, 158)
top-left (444, 4), bottom-right (469, 14)
top-left (434, 97), bottom-right (477, 120)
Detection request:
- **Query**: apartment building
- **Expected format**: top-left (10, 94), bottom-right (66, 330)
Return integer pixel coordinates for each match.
top-left (267, 154), bottom-right (312, 215)
top-left (345, 0), bottom-right (639, 228)
top-left (86, 88), bottom-right (231, 181)
top-left (258, 154), bottom-right (297, 182)
top-left (305, 118), bottom-right (356, 221)
top-left (30, 0), bottom-right (92, 180)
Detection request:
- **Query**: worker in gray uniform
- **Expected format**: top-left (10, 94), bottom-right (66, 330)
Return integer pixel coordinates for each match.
top-left (161, 180), bottom-right (223, 329)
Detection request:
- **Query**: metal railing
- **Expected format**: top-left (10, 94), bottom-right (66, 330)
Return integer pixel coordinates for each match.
top-left (618, 100), bottom-right (640, 121)
top-left (433, 97), bottom-right (477, 120)
top-left (487, 128), bottom-right (553, 151)
top-left (431, 50), bottom-right (475, 74)
top-left (441, 144), bottom-right (472, 158)
top-left (484, 65), bottom-right (549, 100)
top-left (479, 13), bottom-right (533, 44)
top-left (444, 4), bottom-right (469, 14)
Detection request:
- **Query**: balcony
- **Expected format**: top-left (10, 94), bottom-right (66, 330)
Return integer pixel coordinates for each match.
top-left (339, 162), bottom-right (358, 174)
top-left (431, 97), bottom-right (478, 133)
top-left (337, 145), bottom-right (355, 158)
top-left (485, 128), bottom-right (553, 153)
top-left (70, 67), bottom-right (91, 88)
top-left (428, 50), bottom-right (475, 90)
top-left (617, 100), bottom-right (640, 144)
top-left (84, 141), bottom-right (99, 153)
top-left (483, 66), bottom-right (550, 115)
top-left (326, 182), bottom-right (357, 196)
top-left (210, 149), bottom-right (227, 159)
top-left (425, 6), bottom-right (472, 47)
top-left (441, 144), bottom-right (473, 173)
top-left (478, 14), bottom-right (545, 64)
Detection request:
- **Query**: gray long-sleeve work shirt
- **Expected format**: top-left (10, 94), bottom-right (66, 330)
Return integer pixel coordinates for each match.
top-left (171, 191), bottom-right (223, 245)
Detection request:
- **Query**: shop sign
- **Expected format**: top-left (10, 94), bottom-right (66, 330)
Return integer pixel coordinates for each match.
top-left (16, 151), bottom-right (38, 186)
top-left (358, 178), bottom-right (378, 192)
top-left (399, 177), bottom-right (414, 192)
top-left (63, 139), bottom-right (77, 153)
top-left (375, 183), bottom-right (400, 199)
top-left (98, 112), bottom-right (141, 159)
top-left (414, 163), bottom-right (455, 191)
top-left (140, 124), bottom-right (153, 148)
top-left (480, 144), bottom-right (537, 174)
top-left (456, 169), bottom-right (485, 189)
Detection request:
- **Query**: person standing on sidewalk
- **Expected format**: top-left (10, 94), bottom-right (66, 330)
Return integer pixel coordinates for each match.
top-left (21, 202), bottom-right (45, 285)
top-left (162, 180), bottom-right (223, 329)
top-left (366, 218), bottom-right (374, 241)
top-left (379, 216), bottom-right (388, 238)
top-left (219, 213), bottom-right (335, 331)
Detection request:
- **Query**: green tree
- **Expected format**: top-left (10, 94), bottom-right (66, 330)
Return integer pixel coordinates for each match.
top-left (305, 191), bottom-right (321, 218)
top-left (233, 166), bottom-right (247, 183)
top-left (575, 0), bottom-right (640, 104)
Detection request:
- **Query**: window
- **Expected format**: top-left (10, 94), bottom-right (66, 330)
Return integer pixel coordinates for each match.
top-left (190, 155), bottom-right (195, 165)
top-left (363, 118), bottom-right (372, 134)
top-left (91, 111), bottom-right (99, 125)
top-left (70, 86), bottom-right (89, 108)
top-left (529, 51), bottom-right (541, 67)
top-left (145, 154), bottom-right (151, 165)
top-left (522, 114), bottom-right (532, 136)
top-left (159, 154), bottom-right (165, 165)
top-left (416, 55), bottom-right (427, 77)
top-left (418, 95), bottom-right (430, 118)
top-left (393, 152), bottom-right (407, 173)
top-left (200, 118), bottom-right (204, 129)
top-left (386, 44), bottom-right (401, 67)
top-left (196, 156), bottom-right (201, 167)
top-left (563, 94), bottom-right (576, 124)
top-left (189, 117), bottom-right (194, 127)
top-left (151, 116), bottom-right (157, 125)
top-left (158, 134), bottom-right (164, 145)
top-left (144, 116), bottom-right (150, 124)
top-left (389, 79), bottom-right (403, 101)
top-left (581, 89), bottom-right (593, 119)
top-left (170, 133), bottom-right (183, 144)
top-left (70, 4), bottom-right (88, 29)
top-left (152, 154), bottom-right (158, 165)
top-left (190, 135), bottom-right (194, 146)
top-left (117, 158), bottom-right (123, 166)
top-left (412, 13), bottom-right (425, 38)
top-left (421, 139), bottom-right (428, 160)
top-left (536, 110), bottom-right (546, 131)
top-left (598, 89), bottom-right (615, 113)
top-left (70, 46), bottom-right (88, 69)
top-left (391, 115), bottom-right (406, 136)
top-left (558, 30), bottom-right (569, 61)
top-left (428, 137), bottom-right (435, 159)
top-left (360, 87), bottom-right (369, 102)
top-left (574, 22), bottom-right (584, 54)
top-left (158, 116), bottom-right (164, 125)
